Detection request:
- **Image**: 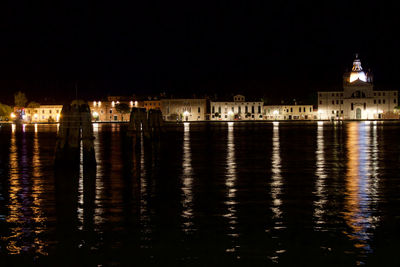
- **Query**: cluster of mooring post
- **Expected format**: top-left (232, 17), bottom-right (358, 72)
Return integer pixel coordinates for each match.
top-left (127, 108), bottom-right (164, 139)
top-left (55, 100), bottom-right (96, 166)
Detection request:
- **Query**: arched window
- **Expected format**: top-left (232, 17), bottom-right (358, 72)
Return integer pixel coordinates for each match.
top-left (351, 91), bottom-right (366, 98)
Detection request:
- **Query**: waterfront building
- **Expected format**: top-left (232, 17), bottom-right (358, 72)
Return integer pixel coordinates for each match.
top-left (25, 105), bottom-right (63, 123)
top-left (90, 96), bottom-right (138, 122)
top-left (161, 99), bottom-right (207, 121)
top-left (318, 56), bottom-right (399, 120)
top-left (143, 100), bottom-right (161, 111)
top-left (264, 105), bottom-right (316, 120)
top-left (210, 95), bottom-right (264, 120)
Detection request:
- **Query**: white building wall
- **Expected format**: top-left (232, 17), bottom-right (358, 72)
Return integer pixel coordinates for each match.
top-left (318, 90), bottom-right (398, 120)
top-left (161, 99), bottom-right (207, 121)
top-left (210, 101), bottom-right (264, 120)
top-left (264, 105), bottom-right (316, 120)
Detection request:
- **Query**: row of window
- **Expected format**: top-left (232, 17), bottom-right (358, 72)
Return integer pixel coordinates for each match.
top-left (321, 93), bottom-right (344, 97)
top-left (212, 114), bottom-right (263, 119)
top-left (320, 92), bottom-right (397, 97)
top-left (321, 99), bottom-right (397, 105)
top-left (212, 106), bottom-right (261, 114)
top-left (144, 102), bottom-right (160, 106)
top-left (373, 99), bottom-right (397, 104)
top-left (27, 109), bottom-right (60, 114)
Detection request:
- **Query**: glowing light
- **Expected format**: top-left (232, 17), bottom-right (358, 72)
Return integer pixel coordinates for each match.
top-left (228, 110), bottom-right (234, 116)
top-left (93, 111), bottom-right (99, 117)
top-left (134, 101), bottom-right (138, 107)
top-left (112, 101), bottom-right (115, 107)
top-left (183, 111), bottom-right (190, 117)
top-left (93, 101), bottom-right (96, 107)
top-left (318, 110), bottom-right (324, 114)
top-left (56, 114), bottom-right (60, 122)
top-left (10, 112), bottom-right (16, 118)
top-left (130, 101), bottom-right (133, 107)
top-left (350, 72), bottom-right (367, 83)
top-left (273, 110), bottom-right (279, 115)
top-left (364, 121), bottom-right (371, 125)
top-left (350, 57), bottom-right (367, 83)
top-left (318, 121), bottom-right (324, 126)
top-left (98, 101), bottom-right (102, 107)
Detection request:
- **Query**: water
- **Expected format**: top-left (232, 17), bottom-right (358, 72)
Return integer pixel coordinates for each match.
top-left (1, 122), bottom-right (400, 266)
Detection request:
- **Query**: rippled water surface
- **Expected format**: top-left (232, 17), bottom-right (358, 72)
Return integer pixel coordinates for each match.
top-left (1, 122), bottom-right (400, 266)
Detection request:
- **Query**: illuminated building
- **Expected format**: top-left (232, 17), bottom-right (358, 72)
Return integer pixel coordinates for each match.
top-left (318, 55), bottom-right (399, 120)
top-left (89, 96), bottom-right (138, 122)
top-left (25, 105), bottom-right (63, 123)
top-left (210, 95), bottom-right (264, 120)
top-left (264, 105), bottom-right (316, 120)
top-left (161, 99), bottom-right (207, 121)
top-left (143, 100), bottom-right (161, 111)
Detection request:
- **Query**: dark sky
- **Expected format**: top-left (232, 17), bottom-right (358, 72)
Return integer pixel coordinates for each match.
top-left (1, 1), bottom-right (400, 103)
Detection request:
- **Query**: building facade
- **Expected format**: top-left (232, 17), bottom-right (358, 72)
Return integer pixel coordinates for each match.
top-left (143, 100), bottom-right (161, 111)
top-left (161, 99), bottom-right (207, 121)
top-left (210, 95), bottom-right (264, 120)
top-left (90, 96), bottom-right (138, 122)
top-left (25, 105), bottom-right (63, 123)
top-left (318, 56), bottom-right (399, 120)
top-left (264, 105), bottom-right (316, 120)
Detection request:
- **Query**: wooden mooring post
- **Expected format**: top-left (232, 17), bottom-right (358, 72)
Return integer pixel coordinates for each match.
top-left (127, 108), bottom-right (164, 139)
top-left (55, 100), bottom-right (96, 166)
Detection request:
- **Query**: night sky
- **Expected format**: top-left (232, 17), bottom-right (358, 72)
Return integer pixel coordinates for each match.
top-left (1, 1), bottom-right (400, 104)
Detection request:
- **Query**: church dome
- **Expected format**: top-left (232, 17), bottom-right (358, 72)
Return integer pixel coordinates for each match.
top-left (349, 56), bottom-right (367, 83)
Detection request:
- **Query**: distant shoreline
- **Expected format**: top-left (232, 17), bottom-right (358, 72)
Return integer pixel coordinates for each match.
top-left (1, 119), bottom-right (400, 125)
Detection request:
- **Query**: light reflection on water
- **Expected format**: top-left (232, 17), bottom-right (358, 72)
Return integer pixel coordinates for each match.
top-left (181, 122), bottom-right (194, 232)
top-left (343, 122), bottom-right (378, 259)
top-left (314, 121), bottom-right (327, 229)
top-left (271, 122), bottom-right (282, 222)
top-left (224, 122), bottom-right (239, 254)
top-left (0, 122), bottom-right (398, 265)
top-left (5, 125), bottom-right (47, 255)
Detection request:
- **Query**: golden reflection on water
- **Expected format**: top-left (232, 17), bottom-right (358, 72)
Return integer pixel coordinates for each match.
top-left (6, 124), bottom-right (22, 254)
top-left (344, 122), bottom-right (379, 255)
top-left (313, 122), bottom-right (327, 229)
top-left (5, 126), bottom-right (47, 255)
top-left (268, 122), bottom-right (285, 263)
top-left (181, 122), bottom-right (194, 232)
top-left (271, 122), bottom-right (282, 223)
top-left (139, 131), bottom-right (151, 244)
top-left (32, 127), bottom-right (47, 255)
top-left (77, 139), bottom-right (84, 230)
top-left (224, 122), bottom-right (239, 254)
top-left (93, 123), bottom-right (105, 228)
